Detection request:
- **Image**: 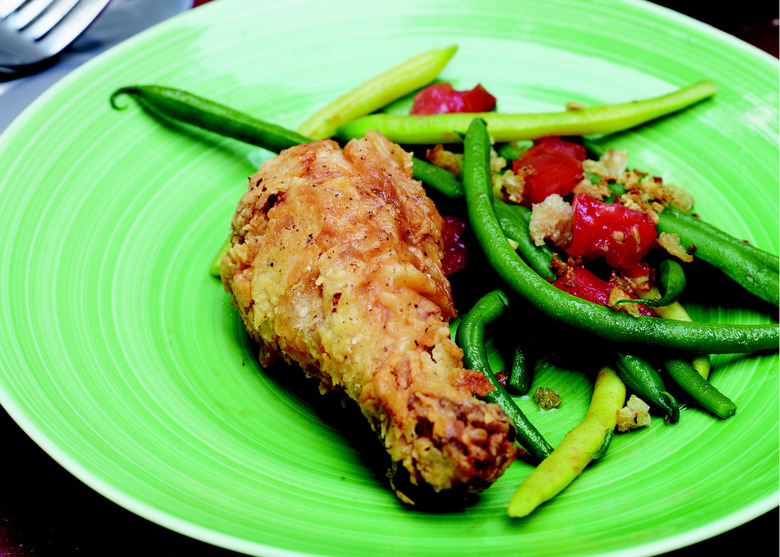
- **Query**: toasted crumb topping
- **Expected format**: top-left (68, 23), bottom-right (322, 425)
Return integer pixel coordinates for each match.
top-left (493, 169), bottom-right (524, 204)
top-left (529, 194), bottom-right (573, 248)
top-left (620, 172), bottom-right (695, 214)
top-left (616, 395), bottom-right (652, 432)
top-left (426, 144), bottom-right (462, 177)
top-left (607, 286), bottom-right (643, 317)
top-left (573, 176), bottom-right (612, 200)
top-left (657, 231), bottom-right (695, 262)
top-left (584, 149), bottom-right (628, 181)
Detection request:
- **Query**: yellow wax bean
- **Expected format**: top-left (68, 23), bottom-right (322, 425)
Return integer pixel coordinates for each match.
top-left (507, 367), bottom-right (626, 518)
top-left (691, 355), bottom-right (712, 380)
top-left (297, 45), bottom-right (458, 140)
top-left (338, 81), bottom-right (717, 144)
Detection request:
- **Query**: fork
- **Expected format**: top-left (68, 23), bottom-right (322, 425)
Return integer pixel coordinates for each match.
top-left (0, 0), bottom-right (112, 79)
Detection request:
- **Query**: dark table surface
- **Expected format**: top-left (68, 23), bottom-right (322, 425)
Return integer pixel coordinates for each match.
top-left (1, 1), bottom-right (777, 555)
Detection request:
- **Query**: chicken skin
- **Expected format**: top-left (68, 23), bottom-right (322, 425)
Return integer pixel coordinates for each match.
top-left (220, 131), bottom-right (517, 503)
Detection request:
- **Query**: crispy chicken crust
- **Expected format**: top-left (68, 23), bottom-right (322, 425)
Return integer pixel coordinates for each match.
top-left (220, 132), bottom-right (516, 503)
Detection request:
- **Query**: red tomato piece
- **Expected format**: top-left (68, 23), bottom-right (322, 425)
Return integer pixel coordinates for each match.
top-left (553, 265), bottom-right (656, 317)
top-left (460, 84), bottom-right (497, 113)
top-left (512, 141), bottom-right (584, 206)
top-left (566, 194), bottom-right (658, 269)
top-left (441, 215), bottom-right (468, 275)
top-left (621, 260), bottom-right (651, 281)
top-left (553, 265), bottom-right (612, 306)
top-left (532, 137), bottom-right (587, 161)
top-left (410, 83), bottom-right (497, 115)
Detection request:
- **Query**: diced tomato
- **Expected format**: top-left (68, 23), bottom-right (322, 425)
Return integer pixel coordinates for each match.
top-left (553, 265), bottom-right (612, 306)
top-left (553, 265), bottom-right (656, 317)
top-left (410, 83), bottom-right (497, 115)
top-left (532, 137), bottom-right (587, 161)
top-left (441, 215), bottom-right (468, 275)
top-left (621, 260), bottom-right (651, 281)
top-left (511, 138), bottom-right (585, 206)
top-left (566, 194), bottom-right (658, 269)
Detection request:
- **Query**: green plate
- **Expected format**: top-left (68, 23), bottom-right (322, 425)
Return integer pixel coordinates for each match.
top-left (0, 0), bottom-right (777, 555)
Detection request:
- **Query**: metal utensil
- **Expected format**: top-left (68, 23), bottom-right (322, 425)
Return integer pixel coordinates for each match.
top-left (0, 0), bottom-right (112, 79)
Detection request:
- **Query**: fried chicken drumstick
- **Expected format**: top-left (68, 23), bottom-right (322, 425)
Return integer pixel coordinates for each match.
top-left (220, 131), bottom-right (517, 503)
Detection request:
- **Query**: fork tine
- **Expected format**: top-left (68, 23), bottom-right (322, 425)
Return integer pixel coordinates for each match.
top-left (24, 0), bottom-right (78, 39)
top-left (0, 0), bottom-right (29, 20)
top-left (4, 0), bottom-right (57, 30)
top-left (36, 0), bottom-right (111, 52)
top-left (0, 0), bottom-right (111, 73)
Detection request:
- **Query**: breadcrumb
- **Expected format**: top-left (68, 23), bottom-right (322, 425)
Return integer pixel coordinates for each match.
top-left (616, 395), bottom-right (651, 432)
top-left (493, 169), bottom-right (524, 204)
top-left (583, 149), bottom-right (696, 214)
top-left (489, 148), bottom-right (507, 173)
top-left (583, 149), bottom-right (628, 181)
top-left (620, 173), bottom-right (696, 214)
top-left (573, 176), bottom-right (612, 200)
top-left (529, 194), bottom-right (573, 248)
top-left (607, 286), bottom-right (644, 317)
top-left (664, 184), bottom-right (696, 213)
top-left (611, 270), bottom-right (653, 297)
top-left (657, 231), bottom-right (695, 262)
top-left (426, 144), bottom-right (462, 177)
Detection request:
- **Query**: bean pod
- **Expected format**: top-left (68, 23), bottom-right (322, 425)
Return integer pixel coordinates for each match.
top-left (507, 367), bottom-right (626, 517)
top-left (614, 352), bottom-right (679, 422)
top-left (663, 359), bottom-right (736, 419)
top-left (338, 81), bottom-right (718, 144)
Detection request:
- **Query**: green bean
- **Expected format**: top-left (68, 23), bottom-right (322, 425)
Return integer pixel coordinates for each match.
top-left (110, 85), bottom-right (463, 201)
top-left (493, 200), bottom-right (557, 281)
top-left (663, 205), bottom-right (779, 273)
top-left (411, 157), bottom-right (463, 198)
top-left (110, 84), bottom-right (466, 281)
top-left (497, 140), bottom-right (533, 161)
top-left (461, 117), bottom-right (778, 354)
top-left (634, 285), bottom-right (713, 379)
top-left (590, 427), bottom-right (614, 460)
top-left (614, 353), bottom-right (679, 422)
top-left (110, 85), bottom-right (310, 153)
top-left (338, 81), bottom-right (717, 144)
top-left (663, 359), bottom-right (736, 419)
top-left (656, 206), bottom-right (779, 306)
top-left (507, 345), bottom-right (532, 395)
top-left (297, 45), bottom-right (458, 140)
top-left (615, 259), bottom-right (686, 308)
top-left (456, 289), bottom-right (553, 461)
